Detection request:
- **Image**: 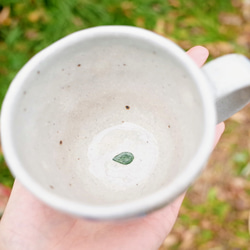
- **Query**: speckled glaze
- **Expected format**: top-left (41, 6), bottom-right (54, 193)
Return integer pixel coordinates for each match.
top-left (1, 26), bottom-right (250, 220)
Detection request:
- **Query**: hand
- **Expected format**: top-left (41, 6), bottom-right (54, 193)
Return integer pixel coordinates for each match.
top-left (0, 46), bottom-right (225, 250)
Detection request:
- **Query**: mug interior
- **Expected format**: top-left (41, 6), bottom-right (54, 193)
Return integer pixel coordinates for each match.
top-left (2, 27), bottom-right (211, 213)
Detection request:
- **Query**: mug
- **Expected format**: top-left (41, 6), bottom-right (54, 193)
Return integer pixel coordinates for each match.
top-left (1, 26), bottom-right (250, 220)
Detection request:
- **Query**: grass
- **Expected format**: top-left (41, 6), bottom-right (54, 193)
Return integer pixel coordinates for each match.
top-left (1, 0), bottom-right (250, 248)
top-left (0, 153), bottom-right (14, 187)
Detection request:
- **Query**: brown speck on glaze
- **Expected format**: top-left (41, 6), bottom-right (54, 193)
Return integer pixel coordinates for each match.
top-left (59, 140), bottom-right (63, 145)
top-left (37, 71), bottom-right (40, 74)
top-left (23, 108), bottom-right (27, 112)
top-left (49, 185), bottom-right (54, 189)
top-left (77, 64), bottom-right (81, 67)
top-left (125, 105), bottom-right (130, 110)
top-left (23, 91), bottom-right (27, 95)
top-left (123, 63), bottom-right (126, 66)
top-left (168, 125), bottom-right (171, 128)
top-left (69, 183), bottom-right (72, 187)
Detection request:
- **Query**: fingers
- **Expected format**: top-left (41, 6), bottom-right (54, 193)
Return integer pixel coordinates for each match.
top-left (186, 46), bottom-right (209, 67)
top-left (186, 46), bottom-right (226, 144)
top-left (214, 122), bottom-right (225, 147)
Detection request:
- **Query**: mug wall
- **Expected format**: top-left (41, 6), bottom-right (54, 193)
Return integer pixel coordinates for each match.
top-left (10, 31), bottom-right (205, 205)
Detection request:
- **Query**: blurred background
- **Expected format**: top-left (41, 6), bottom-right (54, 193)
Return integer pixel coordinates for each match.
top-left (0, 0), bottom-right (250, 248)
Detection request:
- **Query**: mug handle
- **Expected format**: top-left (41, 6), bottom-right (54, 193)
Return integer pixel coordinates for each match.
top-left (202, 54), bottom-right (250, 123)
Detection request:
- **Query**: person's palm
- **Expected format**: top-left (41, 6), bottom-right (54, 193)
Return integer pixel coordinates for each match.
top-left (0, 46), bottom-right (225, 250)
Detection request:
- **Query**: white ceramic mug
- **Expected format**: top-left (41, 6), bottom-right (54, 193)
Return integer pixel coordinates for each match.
top-left (1, 26), bottom-right (250, 220)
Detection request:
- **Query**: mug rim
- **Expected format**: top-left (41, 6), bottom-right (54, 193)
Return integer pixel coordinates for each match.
top-left (0, 25), bottom-right (216, 219)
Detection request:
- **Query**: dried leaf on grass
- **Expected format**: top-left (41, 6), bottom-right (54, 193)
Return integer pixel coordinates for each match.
top-left (242, 0), bottom-right (250, 21)
top-left (205, 41), bottom-right (235, 57)
top-left (28, 9), bottom-right (49, 23)
top-left (219, 12), bottom-right (243, 26)
top-left (25, 29), bottom-right (40, 40)
top-left (0, 7), bottom-right (10, 25)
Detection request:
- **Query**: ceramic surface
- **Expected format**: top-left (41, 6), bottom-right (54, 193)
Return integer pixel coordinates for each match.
top-left (1, 26), bottom-right (250, 219)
